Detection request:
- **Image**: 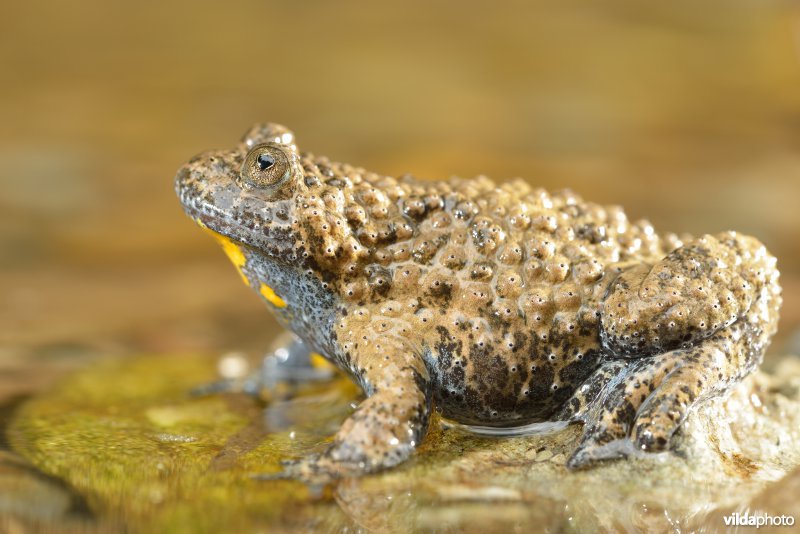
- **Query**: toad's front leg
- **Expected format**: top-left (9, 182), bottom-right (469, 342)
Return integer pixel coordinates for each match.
top-left (281, 331), bottom-right (431, 480)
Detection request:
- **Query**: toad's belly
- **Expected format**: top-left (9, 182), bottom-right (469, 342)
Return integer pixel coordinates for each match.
top-left (426, 344), bottom-right (602, 427)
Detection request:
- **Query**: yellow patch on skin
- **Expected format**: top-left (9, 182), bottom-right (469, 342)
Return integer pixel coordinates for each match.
top-left (195, 219), bottom-right (287, 309)
top-left (259, 283), bottom-right (287, 308)
top-left (196, 220), bottom-right (249, 285)
top-left (310, 352), bottom-right (335, 370)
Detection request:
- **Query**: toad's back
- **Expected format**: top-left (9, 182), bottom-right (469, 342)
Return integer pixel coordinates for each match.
top-left (303, 156), bottom-right (675, 425)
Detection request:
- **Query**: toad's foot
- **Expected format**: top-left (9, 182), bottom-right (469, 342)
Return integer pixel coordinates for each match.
top-left (272, 335), bottom-right (431, 481)
top-left (251, 453), bottom-right (362, 484)
top-left (190, 334), bottom-right (333, 398)
top-left (567, 318), bottom-right (764, 469)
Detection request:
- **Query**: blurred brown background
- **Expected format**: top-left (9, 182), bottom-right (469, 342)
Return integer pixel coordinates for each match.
top-left (2, 0), bottom-right (800, 397)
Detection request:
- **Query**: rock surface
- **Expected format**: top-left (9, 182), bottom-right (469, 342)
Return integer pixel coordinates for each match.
top-left (7, 354), bottom-right (800, 532)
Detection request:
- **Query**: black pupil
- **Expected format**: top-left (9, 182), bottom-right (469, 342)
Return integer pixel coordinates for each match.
top-left (257, 153), bottom-right (275, 171)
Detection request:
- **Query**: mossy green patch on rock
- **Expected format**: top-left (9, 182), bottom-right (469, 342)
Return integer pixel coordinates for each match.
top-left (8, 354), bottom-right (800, 533)
top-left (7, 355), bottom-right (355, 533)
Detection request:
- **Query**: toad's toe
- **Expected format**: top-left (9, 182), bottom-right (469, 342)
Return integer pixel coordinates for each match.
top-left (567, 433), bottom-right (637, 469)
top-left (566, 354), bottom-right (687, 469)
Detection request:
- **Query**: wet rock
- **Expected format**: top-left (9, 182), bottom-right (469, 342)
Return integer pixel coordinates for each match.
top-left (7, 354), bottom-right (800, 532)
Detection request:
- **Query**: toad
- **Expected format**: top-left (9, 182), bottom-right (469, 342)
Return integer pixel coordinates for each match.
top-left (175, 123), bottom-right (781, 477)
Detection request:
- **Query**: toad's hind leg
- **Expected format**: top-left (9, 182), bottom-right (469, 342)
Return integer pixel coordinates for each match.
top-left (600, 232), bottom-right (778, 357)
top-left (568, 232), bottom-right (781, 469)
top-left (555, 360), bottom-right (627, 422)
top-left (568, 323), bottom-right (750, 468)
top-left (631, 321), bottom-right (756, 451)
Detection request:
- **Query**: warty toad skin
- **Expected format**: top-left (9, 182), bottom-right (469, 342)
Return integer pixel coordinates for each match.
top-left (175, 123), bottom-right (781, 478)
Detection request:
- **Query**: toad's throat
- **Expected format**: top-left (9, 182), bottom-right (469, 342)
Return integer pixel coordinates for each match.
top-left (259, 282), bottom-right (287, 308)
top-left (197, 220), bottom-right (249, 286)
top-left (196, 219), bottom-right (286, 308)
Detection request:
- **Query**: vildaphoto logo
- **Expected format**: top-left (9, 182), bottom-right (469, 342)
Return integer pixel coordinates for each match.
top-left (723, 511), bottom-right (795, 528)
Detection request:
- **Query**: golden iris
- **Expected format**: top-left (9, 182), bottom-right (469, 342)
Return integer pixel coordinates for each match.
top-left (240, 143), bottom-right (291, 190)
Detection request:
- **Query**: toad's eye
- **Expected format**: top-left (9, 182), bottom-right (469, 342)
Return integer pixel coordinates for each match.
top-left (241, 144), bottom-right (291, 190)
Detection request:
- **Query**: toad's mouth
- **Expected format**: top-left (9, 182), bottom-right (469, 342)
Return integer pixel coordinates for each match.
top-left (175, 165), bottom-right (246, 241)
top-left (174, 165), bottom-right (298, 262)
